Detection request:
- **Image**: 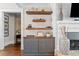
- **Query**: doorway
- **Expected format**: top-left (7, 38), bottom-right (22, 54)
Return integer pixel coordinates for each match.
top-left (15, 13), bottom-right (21, 45)
top-left (4, 12), bottom-right (21, 53)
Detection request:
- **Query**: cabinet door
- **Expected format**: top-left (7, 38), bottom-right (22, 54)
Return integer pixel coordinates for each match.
top-left (24, 38), bottom-right (38, 53)
top-left (38, 38), bottom-right (53, 53)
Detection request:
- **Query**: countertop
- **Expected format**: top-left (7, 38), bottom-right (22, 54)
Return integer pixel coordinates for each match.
top-left (23, 35), bottom-right (55, 39)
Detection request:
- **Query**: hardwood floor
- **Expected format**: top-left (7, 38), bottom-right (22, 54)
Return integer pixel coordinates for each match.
top-left (0, 43), bottom-right (22, 56)
top-left (0, 43), bottom-right (54, 56)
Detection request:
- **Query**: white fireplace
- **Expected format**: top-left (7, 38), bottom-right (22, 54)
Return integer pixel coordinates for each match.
top-left (56, 21), bottom-right (79, 55)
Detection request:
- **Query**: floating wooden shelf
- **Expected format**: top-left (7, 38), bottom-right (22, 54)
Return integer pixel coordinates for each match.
top-left (32, 20), bottom-right (46, 22)
top-left (26, 28), bottom-right (52, 30)
top-left (26, 11), bottom-right (52, 15)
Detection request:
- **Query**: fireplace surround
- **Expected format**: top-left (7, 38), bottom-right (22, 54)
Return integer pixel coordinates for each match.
top-left (67, 32), bottom-right (79, 50)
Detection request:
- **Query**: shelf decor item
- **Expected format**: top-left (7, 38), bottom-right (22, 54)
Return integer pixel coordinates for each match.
top-left (4, 15), bottom-right (9, 37)
top-left (41, 9), bottom-right (45, 12)
top-left (36, 32), bottom-right (45, 37)
top-left (46, 26), bottom-right (52, 29)
top-left (26, 24), bottom-right (32, 29)
top-left (46, 32), bottom-right (52, 37)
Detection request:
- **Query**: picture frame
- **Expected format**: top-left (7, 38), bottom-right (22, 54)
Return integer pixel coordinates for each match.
top-left (4, 15), bottom-right (9, 37)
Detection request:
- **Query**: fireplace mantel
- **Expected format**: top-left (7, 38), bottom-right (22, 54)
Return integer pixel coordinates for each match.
top-left (57, 21), bottom-right (79, 32)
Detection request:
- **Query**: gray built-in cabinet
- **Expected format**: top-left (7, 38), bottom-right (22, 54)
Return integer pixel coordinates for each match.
top-left (23, 37), bottom-right (55, 55)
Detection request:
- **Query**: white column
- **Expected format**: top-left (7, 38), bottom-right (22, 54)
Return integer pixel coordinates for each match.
top-left (50, 3), bottom-right (61, 55)
top-left (21, 8), bottom-right (24, 50)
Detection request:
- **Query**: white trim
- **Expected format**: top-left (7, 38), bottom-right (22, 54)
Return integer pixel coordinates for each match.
top-left (21, 8), bottom-right (24, 50)
top-left (0, 9), bottom-right (21, 13)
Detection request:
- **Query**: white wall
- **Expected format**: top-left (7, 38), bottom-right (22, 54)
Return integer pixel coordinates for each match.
top-left (0, 3), bottom-right (20, 9)
top-left (15, 14), bottom-right (21, 32)
top-left (0, 4), bottom-right (21, 13)
top-left (62, 3), bottom-right (71, 19)
top-left (0, 11), bottom-right (4, 49)
top-left (55, 3), bottom-right (71, 20)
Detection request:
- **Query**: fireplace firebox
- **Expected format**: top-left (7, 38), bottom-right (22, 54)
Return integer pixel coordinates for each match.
top-left (70, 40), bottom-right (79, 50)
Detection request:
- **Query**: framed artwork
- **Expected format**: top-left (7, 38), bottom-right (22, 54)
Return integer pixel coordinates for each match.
top-left (4, 15), bottom-right (9, 37)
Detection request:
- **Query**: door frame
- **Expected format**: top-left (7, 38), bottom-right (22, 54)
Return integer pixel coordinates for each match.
top-left (1, 8), bottom-right (23, 50)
